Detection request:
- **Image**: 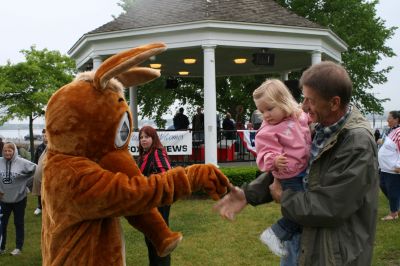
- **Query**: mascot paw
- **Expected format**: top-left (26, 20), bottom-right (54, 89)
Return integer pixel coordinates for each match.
top-left (185, 164), bottom-right (230, 200)
top-left (157, 232), bottom-right (183, 257)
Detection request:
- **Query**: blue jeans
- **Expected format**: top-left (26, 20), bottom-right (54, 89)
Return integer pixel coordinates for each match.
top-left (0, 197), bottom-right (27, 250)
top-left (0, 206), bottom-right (2, 248)
top-left (280, 233), bottom-right (301, 266)
top-left (380, 171), bottom-right (400, 213)
top-left (271, 174), bottom-right (304, 241)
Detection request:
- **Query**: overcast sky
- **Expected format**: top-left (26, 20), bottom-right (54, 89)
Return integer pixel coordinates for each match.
top-left (0, 0), bottom-right (398, 114)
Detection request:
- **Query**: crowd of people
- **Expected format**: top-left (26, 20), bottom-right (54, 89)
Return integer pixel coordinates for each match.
top-left (0, 61), bottom-right (399, 266)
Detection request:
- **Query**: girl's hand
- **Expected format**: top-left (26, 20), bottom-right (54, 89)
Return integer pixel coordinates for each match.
top-left (274, 154), bottom-right (288, 171)
top-left (269, 178), bottom-right (282, 203)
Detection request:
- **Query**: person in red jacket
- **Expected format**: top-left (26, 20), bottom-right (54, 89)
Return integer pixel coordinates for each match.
top-left (137, 126), bottom-right (173, 266)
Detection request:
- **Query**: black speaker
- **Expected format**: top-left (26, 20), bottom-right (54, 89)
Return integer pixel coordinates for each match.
top-left (252, 53), bottom-right (275, 66)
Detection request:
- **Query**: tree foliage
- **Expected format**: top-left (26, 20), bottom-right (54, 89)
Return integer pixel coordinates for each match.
top-left (0, 46), bottom-right (76, 158)
top-left (117, 0), bottom-right (135, 11)
top-left (276, 0), bottom-right (396, 115)
top-left (113, 0), bottom-right (135, 18)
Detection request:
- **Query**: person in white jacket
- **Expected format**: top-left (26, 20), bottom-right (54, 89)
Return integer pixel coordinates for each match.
top-left (0, 142), bottom-right (36, 255)
top-left (378, 110), bottom-right (400, 221)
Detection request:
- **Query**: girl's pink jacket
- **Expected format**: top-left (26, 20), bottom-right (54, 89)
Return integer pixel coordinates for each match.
top-left (255, 111), bottom-right (311, 179)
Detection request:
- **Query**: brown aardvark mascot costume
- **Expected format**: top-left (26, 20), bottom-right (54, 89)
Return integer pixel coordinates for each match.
top-left (42, 43), bottom-right (230, 266)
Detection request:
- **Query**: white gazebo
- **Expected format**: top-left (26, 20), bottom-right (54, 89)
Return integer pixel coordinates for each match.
top-left (68, 0), bottom-right (347, 166)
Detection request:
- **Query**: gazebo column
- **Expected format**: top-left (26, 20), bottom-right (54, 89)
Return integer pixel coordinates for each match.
top-left (92, 55), bottom-right (103, 70)
top-left (129, 86), bottom-right (139, 131)
top-left (202, 44), bottom-right (218, 166)
top-left (311, 50), bottom-right (322, 65)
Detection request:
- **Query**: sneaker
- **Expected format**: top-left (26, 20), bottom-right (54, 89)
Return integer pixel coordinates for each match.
top-left (34, 208), bottom-right (42, 215)
top-left (260, 227), bottom-right (288, 257)
top-left (10, 249), bottom-right (21, 256)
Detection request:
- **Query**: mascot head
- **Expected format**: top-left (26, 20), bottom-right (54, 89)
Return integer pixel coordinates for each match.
top-left (45, 43), bottom-right (166, 161)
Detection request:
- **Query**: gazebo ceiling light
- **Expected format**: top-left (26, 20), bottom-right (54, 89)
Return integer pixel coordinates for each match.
top-left (183, 58), bottom-right (196, 64)
top-left (178, 71), bottom-right (189, 76)
top-left (234, 58), bottom-right (247, 64)
top-left (149, 63), bottom-right (162, 69)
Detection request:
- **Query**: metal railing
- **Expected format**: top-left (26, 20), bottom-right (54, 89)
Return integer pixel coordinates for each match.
top-left (168, 130), bottom-right (256, 166)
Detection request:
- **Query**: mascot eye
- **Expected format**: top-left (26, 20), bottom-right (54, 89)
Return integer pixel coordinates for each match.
top-left (115, 112), bottom-right (131, 148)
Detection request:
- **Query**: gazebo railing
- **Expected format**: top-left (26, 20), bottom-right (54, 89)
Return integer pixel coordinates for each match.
top-left (168, 130), bottom-right (256, 166)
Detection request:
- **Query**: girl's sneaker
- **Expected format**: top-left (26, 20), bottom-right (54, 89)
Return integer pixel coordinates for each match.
top-left (260, 227), bottom-right (288, 257)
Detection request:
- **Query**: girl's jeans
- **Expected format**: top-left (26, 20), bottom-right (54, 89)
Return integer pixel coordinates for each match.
top-left (271, 174), bottom-right (304, 241)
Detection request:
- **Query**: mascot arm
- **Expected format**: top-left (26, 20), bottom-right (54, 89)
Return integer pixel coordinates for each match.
top-left (57, 157), bottom-right (228, 221)
top-left (98, 150), bottom-right (230, 212)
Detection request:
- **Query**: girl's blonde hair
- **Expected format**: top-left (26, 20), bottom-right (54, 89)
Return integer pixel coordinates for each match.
top-left (253, 79), bottom-right (301, 117)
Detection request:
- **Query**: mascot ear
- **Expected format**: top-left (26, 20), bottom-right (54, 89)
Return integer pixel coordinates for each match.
top-left (94, 42), bottom-right (167, 90)
top-left (116, 67), bottom-right (161, 87)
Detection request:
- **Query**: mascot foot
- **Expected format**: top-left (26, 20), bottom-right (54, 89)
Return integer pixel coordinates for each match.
top-left (157, 232), bottom-right (183, 257)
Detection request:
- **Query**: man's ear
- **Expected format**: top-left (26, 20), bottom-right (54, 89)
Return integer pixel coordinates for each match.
top-left (330, 96), bottom-right (341, 111)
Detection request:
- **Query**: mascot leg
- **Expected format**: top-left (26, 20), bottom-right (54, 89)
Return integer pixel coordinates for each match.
top-left (126, 208), bottom-right (182, 257)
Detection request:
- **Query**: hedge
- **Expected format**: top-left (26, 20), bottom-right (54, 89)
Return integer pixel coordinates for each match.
top-left (220, 166), bottom-right (260, 187)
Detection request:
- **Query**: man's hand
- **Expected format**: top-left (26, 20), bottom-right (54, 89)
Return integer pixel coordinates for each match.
top-left (274, 154), bottom-right (288, 171)
top-left (269, 178), bottom-right (282, 203)
top-left (394, 167), bottom-right (400, 174)
top-left (185, 164), bottom-right (230, 200)
top-left (213, 184), bottom-right (247, 220)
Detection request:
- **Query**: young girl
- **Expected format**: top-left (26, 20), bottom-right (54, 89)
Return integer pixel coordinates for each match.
top-left (253, 79), bottom-right (311, 257)
top-left (137, 126), bottom-right (173, 266)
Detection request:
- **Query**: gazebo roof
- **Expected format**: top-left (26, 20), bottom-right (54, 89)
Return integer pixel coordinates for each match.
top-left (90, 0), bottom-right (323, 34)
top-left (70, 0), bottom-right (346, 77)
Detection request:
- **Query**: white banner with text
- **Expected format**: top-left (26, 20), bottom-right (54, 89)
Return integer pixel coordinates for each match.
top-left (129, 131), bottom-right (192, 155)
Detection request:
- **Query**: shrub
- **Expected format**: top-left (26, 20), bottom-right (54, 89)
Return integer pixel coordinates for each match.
top-left (190, 166), bottom-right (259, 198)
top-left (220, 166), bottom-right (259, 186)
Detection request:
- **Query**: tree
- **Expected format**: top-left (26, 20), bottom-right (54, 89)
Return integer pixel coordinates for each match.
top-left (0, 46), bottom-right (76, 159)
top-left (113, 0), bottom-right (135, 18)
top-left (275, 0), bottom-right (397, 115)
top-left (117, 0), bottom-right (135, 11)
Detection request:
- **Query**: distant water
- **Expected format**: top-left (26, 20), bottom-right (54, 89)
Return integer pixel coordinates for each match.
top-left (0, 119), bottom-right (170, 141)
top-left (0, 129), bottom-right (43, 140)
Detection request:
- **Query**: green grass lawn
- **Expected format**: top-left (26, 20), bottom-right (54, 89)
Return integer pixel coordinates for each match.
top-left (0, 192), bottom-right (399, 265)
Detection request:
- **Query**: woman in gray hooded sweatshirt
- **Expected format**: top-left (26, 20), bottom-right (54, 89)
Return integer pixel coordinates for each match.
top-left (0, 142), bottom-right (36, 256)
